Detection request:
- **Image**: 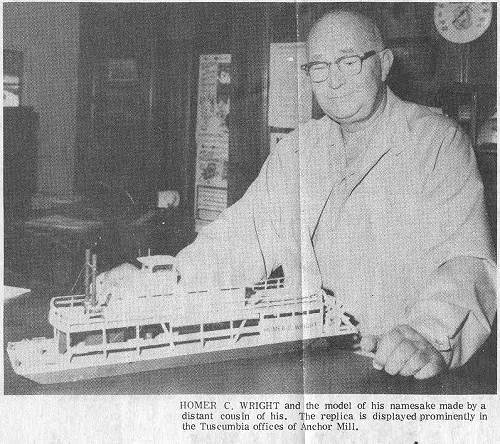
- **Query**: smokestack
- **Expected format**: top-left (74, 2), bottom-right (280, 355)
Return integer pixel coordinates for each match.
top-left (91, 254), bottom-right (97, 306)
top-left (84, 249), bottom-right (91, 302)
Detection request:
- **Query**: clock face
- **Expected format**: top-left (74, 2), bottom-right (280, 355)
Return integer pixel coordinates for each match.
top-left (434, 2), bottom-right (493, 43)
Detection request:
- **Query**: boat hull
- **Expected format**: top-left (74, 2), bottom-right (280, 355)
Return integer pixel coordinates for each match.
top-left (8, 335), bottom-right (354, 385)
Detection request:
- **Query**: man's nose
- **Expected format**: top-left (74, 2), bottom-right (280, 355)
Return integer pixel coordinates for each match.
top-left (327, 64), bottom-right (345, 89)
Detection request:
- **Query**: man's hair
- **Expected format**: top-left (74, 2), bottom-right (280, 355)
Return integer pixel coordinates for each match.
top-left (308, 10), bottom-right (385, 51)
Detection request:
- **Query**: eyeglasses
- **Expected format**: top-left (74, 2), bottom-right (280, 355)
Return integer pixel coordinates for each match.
top-left (301, 50), bottom-right (378, 82)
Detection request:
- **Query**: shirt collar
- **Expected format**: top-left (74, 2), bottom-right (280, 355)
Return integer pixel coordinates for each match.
top-left (324, 88), bottom-right (408, 194)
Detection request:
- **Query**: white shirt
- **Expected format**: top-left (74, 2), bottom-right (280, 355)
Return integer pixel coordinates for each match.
top-left (176, 89), bottom-right (496, 368)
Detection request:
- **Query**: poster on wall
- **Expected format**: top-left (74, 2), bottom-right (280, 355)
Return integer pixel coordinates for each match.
top-left (194, 54), bottom-right (231, 232)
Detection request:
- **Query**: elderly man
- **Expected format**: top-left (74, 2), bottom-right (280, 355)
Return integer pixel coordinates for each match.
top-left (102, 11), bottom-right (496, 379)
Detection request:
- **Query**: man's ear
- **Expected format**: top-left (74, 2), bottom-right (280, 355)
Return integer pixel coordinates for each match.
top-left (379, 49), bottom-right (394, 82)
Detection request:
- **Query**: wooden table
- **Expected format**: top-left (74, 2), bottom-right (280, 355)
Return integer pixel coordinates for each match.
top-left (4, 289), bottom-right (496, 395)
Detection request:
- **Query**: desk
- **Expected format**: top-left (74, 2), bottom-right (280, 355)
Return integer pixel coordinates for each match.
top-left (4, 289), bottom-right (495, 395)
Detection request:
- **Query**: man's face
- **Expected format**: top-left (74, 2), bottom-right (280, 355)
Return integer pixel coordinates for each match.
top-left (307, 19), bottom-right (389, 125)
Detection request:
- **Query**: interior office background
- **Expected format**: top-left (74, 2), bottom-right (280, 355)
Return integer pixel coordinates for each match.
top-left (3, 2), bottom-right (497, 288)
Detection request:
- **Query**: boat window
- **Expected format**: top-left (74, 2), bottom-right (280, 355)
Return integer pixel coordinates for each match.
top-left (152, 264), bottom-right (173, 273)
top-left (70, 330), bottom-right (103, 347)
top-left (139, 324), bottom-right (164, 339)
top-left (203, 321), bottom-right (230, 332)
top-left (173, 324), bottom-right (201, 335)
top-left (106, 327), bottom-right (136, 343)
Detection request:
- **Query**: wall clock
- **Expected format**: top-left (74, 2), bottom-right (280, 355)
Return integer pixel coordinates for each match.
top-left (434, 2), bottom-right (492, 43)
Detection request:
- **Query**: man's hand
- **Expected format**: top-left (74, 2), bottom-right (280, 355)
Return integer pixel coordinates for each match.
top-left (360, 324), bottom-right (448, 379)
top-left (96, 263), bottom-right (144, 303)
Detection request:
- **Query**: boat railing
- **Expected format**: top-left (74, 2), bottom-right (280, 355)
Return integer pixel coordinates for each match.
top-left (51, 278), bottom-right (286, 308)
top-left (52, 294), bottom-right (86, 308)
top-left (245, 283), bottom-right (320, 305)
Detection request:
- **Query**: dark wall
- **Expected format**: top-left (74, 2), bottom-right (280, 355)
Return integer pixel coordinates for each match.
top-left (76, 3), bottom-right (496, 226)
top-left (4, 3), bottom-right (80, 208)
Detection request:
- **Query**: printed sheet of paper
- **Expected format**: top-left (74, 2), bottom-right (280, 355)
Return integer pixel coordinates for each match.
top-left (268, 42), bottom-right (312, 128)
top-left (2, 5), bottom-right (498, 444)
